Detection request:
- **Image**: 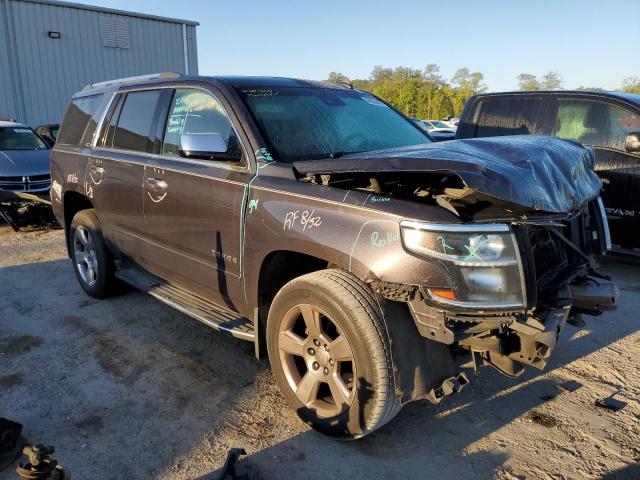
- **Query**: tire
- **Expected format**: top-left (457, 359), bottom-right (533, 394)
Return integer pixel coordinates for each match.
top-left (266, 269), bottom-right (402, 439)
top-left (69, 209), bottom-right (115, 298)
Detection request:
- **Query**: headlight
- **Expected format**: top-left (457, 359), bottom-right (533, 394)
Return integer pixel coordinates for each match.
top-left (400, 221), bottom-right (526, 309)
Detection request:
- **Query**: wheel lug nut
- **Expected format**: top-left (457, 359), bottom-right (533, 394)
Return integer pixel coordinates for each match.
top-left (307, 348), bottom-right (315, 355)
top-left (313, 339), bottom-right (320, 346)
top-left (323, 367), bottom-right (329, 375)
top-left (312, 362), bottom-right (319, 370)
top-left (323, 344), bottom-right (328, 351)
top-left (329, 359), bottom-right (335, 366)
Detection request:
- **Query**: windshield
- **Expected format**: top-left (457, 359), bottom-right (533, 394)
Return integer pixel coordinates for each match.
top-left (236, 86), bottom-right (431, 162)
top-left (0, 127), bottom-right (48, 150)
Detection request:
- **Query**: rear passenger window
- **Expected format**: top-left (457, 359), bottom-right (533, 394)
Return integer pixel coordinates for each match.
top-left (107, 90), bottom-right (161, 153)
top-left (555, 98), bottom-right (640, 152)
top-left (476, 97), bottom-right (544, 137)
top-left (57, 94), bottom-right (103, 146)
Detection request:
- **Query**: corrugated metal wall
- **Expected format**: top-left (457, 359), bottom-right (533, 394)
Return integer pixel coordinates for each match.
top-left (0, 0), bottom-right (198, 127)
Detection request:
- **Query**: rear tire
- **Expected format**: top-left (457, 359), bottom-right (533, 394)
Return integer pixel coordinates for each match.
top-left (69, 209), bottom-right (115, 299)
top-left (267, 269), bottom-right (401, 439)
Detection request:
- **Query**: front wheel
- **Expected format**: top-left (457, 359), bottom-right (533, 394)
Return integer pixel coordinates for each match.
top-left (266, 269), bottom-right (401, 439)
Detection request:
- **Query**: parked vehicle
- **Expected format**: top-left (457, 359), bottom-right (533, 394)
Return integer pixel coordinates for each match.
top-left (0, 120), bottom-right (51, 203)
top-left (456, 90), bottom-right (640, 251)
top-left (410, 118), bottom-right (453, 141)
top-left (35, 124), bottom-right (60, 147)
top-left (422, 119), bottom-right (457, 133)
top-left (421, 119), bottom-right (456, 141)
top-left (51, 73), bottom-right (617, 439)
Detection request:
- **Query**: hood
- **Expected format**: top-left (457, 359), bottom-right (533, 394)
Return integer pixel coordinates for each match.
top-left (0, 149), bottom-right (51, 176)
top-left (293, 136), bottom-right (602, 214)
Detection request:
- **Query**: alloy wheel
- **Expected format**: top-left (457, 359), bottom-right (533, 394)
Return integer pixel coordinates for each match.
top-left (277, 303), bottom-right (356, 417)
top-left (73, 226), bottom-right (99, 287)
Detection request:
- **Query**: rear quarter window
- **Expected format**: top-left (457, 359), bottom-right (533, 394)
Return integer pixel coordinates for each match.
top-left (57, 94), bottom-right (103, 146)
top-left (475, 97), bottom-right (544, 137)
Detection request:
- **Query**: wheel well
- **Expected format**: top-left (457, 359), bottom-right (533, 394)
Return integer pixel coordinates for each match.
top-left (63, 191), bottom-right (93, 255)
top-left (257, 251), bottom-right (328, 347)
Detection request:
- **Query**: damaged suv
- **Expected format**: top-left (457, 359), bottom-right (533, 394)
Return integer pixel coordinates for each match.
top-left (51, 74), bottom-right (617, 439)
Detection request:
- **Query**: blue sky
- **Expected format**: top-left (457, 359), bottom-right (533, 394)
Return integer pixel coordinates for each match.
top-left (89, 0), bottom-right (639, 91)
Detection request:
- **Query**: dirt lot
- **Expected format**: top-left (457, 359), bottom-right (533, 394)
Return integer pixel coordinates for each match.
top-left (0, 222), bottom-right (638, 480)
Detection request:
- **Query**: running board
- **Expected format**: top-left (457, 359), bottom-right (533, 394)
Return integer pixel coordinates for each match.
top-left (115, 264), bottom-right (254, 341)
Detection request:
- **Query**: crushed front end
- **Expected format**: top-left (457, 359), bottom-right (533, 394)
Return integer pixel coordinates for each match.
top-left (401, 198), bottom-right (618, 378)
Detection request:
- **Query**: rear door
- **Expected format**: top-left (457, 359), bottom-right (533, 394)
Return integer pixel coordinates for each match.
top-left (552, 95), bottom-right (640, 248)
top-left (141, 86), bottom-right (251, 310)
top-left (89, 88), bottom-right (165, 262)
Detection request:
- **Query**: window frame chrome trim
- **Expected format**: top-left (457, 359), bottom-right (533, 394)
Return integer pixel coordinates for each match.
top-left (90, 84), bottom-right (251, 173)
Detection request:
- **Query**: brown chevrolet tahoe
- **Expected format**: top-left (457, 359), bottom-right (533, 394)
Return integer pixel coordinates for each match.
top-left (51, 73), bottom-right (618, 439)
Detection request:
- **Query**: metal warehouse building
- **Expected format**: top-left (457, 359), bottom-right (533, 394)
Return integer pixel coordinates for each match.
top-left (0, 0), bottom-right (199, 127)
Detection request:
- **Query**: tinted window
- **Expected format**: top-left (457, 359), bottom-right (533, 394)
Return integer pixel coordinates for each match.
top-left (0, 127), bottom-right (48, 150)
top-left (237, 86), bottom-right (429, 162)
top-left (111, 90), bottom-right (161, 152)
top-left (555, 98), bottom-right (640, 152)
top-left (476, 97), bottom-right (544, 137)
top-left (57, 94), bottom-right (103, 145)
top-left (162, 88), bottom-right (239, 160)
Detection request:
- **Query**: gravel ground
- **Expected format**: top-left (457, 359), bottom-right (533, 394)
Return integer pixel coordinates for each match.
top-left (0, 223), bottom-right (638, 480)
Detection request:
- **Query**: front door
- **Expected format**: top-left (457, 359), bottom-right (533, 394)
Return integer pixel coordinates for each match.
top-left (142, 87), bottom-right (251, 311)
top-left (553, 96), bottom-right (640, 248)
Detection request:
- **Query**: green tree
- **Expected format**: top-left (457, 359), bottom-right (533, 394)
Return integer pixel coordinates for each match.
top-left (622, 76), bottom-right (640, 94)
top-left (541, 71), bottom-right (563, 90)
top-left (517, 73), bottom-right (539, 91)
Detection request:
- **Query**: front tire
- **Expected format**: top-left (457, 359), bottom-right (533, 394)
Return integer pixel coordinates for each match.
top-left (267, 269), bottom-right (401, 439)
top-left (69, 209), bottom-right (115, 298)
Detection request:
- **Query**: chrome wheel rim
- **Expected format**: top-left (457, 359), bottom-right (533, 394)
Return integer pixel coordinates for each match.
top-left (278, 304), bottom-right (356, 418)
top-left (73, 226), bottom-right (98, 287)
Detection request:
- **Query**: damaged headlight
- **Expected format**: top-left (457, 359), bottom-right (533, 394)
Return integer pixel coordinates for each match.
top-left (400, 221), bottom-right (526, 309)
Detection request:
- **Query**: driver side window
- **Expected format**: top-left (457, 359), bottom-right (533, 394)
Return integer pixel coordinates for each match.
top-left (162, 88), bottom-right (242, 161)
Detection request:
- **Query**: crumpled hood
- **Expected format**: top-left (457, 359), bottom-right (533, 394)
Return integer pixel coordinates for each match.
top-left (293, 136), bottom-right (602, 213)
top-left (0, 149), bottom-right (51, 176)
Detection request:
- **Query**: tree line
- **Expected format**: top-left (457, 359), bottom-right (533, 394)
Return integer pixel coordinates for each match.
top-left (326, 67), bottom-right (640, 120)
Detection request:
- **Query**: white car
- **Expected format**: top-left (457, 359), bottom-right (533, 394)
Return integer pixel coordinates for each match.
top-left (422, 119), bottom-right (457, 133)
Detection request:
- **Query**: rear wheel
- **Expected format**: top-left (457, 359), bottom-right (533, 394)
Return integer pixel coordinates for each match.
top-left (70, 209), bottom-right (115, 298)
top-left (267, 269), bottom-right (401, 439)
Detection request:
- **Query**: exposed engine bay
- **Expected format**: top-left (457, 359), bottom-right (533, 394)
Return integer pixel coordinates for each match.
top-left (294, 136), bottom-right (618, 379)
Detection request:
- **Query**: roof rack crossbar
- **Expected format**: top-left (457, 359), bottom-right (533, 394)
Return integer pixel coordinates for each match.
top-left (84, 72), bottom-right (181, 90)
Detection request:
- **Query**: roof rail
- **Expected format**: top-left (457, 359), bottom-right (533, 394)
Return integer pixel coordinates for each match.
top-left (83, 72), bottom-right (181, 90)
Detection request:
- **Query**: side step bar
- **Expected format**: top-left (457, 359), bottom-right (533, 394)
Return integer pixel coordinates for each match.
top-left (115, 264), bottom-right (255, 342)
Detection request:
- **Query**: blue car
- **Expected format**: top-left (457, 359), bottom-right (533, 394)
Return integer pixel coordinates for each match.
top-left (0, 120), bottom-right (51, 203)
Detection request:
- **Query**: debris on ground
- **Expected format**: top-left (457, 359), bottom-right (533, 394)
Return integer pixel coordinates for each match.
top-left (595, 394), bottom-right (627, 412)
top-left (555, 380), bottom-right (583, 393)
top-left (15, 445), bottom-right (69, 480)
top-left (0, 418), bottom-right (24, 472)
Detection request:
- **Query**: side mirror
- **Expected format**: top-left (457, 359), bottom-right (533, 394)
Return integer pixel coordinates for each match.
top-left (625, 132), bottom-right (640, 154)
top-left (179, 133), bottom-right (240, 161)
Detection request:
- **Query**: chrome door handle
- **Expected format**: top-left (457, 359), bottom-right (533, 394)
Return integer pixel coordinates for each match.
top-left (145, 177), bottom-right (168, 192)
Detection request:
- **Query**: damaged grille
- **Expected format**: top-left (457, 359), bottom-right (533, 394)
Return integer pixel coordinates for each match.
top-left (0, 174), bottom-right (51, 192)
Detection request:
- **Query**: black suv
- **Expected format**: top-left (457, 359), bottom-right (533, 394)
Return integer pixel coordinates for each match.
top-left (456, 90), bottom-right (640, 251)
top-left (51, 74), bottom-right (617, 438)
